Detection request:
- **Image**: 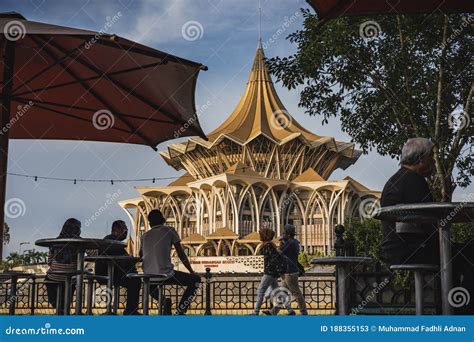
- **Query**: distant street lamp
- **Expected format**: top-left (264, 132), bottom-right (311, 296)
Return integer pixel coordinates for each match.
top-left (19, 241), bottom-right (29, 254)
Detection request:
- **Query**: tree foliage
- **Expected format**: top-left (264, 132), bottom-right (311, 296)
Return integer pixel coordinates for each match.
top-left (0, 249), bottom-right (48, 271)
top-left (344, 218), bottom-right (382, 263)
top-left (268, 10), bottom-right (473, 201)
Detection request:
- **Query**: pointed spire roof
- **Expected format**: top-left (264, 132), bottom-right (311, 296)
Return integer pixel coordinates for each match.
top-left (205, 44), bottom-right (321, 145)
top-left (160, 43), bottom-right (362, 176)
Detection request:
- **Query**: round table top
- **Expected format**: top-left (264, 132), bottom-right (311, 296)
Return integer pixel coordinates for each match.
top-left (374, 202), bottom-right (474, 224)
top-left (35, 238), bottom-right (126, 250)
top-left (85, 255), bottom-right (141, 263)
top-left (311, 256), bottom-right (373, 265)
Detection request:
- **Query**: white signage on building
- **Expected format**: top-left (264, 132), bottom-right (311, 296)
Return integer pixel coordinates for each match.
top-left (173, 256), bottom-right (264, 273)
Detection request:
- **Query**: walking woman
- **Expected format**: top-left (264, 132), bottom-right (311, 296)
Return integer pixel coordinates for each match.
top-left (45, 218), bottom-right (81, 314)
top-left (251, 228), bottom-right (285, 315)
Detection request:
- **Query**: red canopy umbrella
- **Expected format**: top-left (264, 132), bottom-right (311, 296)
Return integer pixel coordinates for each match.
top-left (0, 12), bottom-right (208, 257)
top-left (307, 0), bottom-right (474, 20)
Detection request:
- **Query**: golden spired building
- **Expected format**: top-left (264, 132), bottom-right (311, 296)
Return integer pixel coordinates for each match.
top-left (120, 43), bottom-right (379, 257)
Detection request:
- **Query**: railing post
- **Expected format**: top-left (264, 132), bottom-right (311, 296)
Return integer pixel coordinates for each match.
top-left (204, 268), bottom-right (212, 315)
top-left (30, 275), bottom-right (36, 315)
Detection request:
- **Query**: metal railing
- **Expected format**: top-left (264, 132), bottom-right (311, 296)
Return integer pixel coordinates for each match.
top-left (0, 270), bottom-right (336, 315)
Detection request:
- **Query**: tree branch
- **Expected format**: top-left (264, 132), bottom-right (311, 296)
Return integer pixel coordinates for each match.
top-left (434, 15), bottom-right (449, 144)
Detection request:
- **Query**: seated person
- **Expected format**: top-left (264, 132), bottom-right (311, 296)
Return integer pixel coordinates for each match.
top-left (380, 137), bottom-right (439, 265)
top-left (141, 209), bottom-right (201, 315)
top-left (45, 218), bottom-right (81, 314)
top-left (381, 137), bottom-right (473, 314)
top-left (95, 220), bottom-right (141, 315)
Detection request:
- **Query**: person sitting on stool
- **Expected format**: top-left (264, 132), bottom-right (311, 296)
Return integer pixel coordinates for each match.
top-left (141, 209), bottom-right (201, 315)
top-left (95, 220), bottom-right (141, 315)
top-left (45, 218), bottom-right (81, 315)
top-left (380, 137), bottom-right (473, 314)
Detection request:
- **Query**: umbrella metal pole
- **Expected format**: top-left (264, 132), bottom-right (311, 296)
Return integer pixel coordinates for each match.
top-left (0, 40), bottom-right (15, 259)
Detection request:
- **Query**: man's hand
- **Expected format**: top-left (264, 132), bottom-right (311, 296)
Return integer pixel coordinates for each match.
top-left (174, 242), bottom-right (194, 274)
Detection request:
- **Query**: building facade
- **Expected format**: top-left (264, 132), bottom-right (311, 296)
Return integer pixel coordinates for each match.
top-left (120, 44), bottom-right (380, 257)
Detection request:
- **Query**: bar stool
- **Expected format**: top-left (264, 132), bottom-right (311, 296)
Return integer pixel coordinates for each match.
top-left (43, 278), bottom-right (64, 315)
top-left (390, 264), bottom-right (439, 315)
top-left (0, 272), bottom-right (34, 315)
top-left (127, 273), bottom-right (168, 315)
top-left (311, 257), bottom-right (373, 315)
top-left (83, 273), bottom-right (109, 315)
top-left (47, 270), bottom-right (84, 315)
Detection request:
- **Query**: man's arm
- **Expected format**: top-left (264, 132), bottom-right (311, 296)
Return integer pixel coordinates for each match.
top-left (174, 242), bottom-right (194, 274)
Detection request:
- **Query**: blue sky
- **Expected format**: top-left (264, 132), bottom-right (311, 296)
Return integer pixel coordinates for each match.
top-left (1, 0), bottom-right (472, 255)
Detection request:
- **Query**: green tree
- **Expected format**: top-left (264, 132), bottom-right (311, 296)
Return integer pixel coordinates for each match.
top-left (268, 11), bottom-right (473, 201)
top-left (5, 252), bottom-right (23, 267)
top-left (452, 222), bottom-right (474, 244)
top-left (23, 249), bottom-right (48, 264)
top-left (344, 218), bottom-right (382, 263)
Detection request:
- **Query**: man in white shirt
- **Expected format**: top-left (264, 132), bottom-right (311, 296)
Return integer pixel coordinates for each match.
top-left (141, 209), bottom-right (201, 315)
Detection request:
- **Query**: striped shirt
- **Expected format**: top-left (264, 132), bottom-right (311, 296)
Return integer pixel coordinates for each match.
top-left (46, 247), bottom-right (78, 283)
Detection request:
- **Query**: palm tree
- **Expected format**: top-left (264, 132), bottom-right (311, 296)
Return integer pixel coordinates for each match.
top-left (22, 249), bottom-right (48, 264)
top-left (5, 252), bottom-right (23, 267)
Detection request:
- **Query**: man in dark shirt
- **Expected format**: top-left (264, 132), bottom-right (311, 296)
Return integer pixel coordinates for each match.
top-left (381, 138), bottom-right (474, 314)
top-left (270, 224), bottom-right (308, 315)
top-left (95, 220), bottom-right (141, 315)
top-left (380, 138), bottom-right (439, 265)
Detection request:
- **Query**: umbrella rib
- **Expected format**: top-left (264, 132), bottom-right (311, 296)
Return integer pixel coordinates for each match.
top-left (45, 38), bottom-right (205, 138)
top-left (14, 97), bottom-right (135, 134)
top-left (11, 40), bottom-right (89, 94)
top-left (14, 61), bottom-right (165, 97)
top-left (92, 37), bottom-right (206, 70)
top-left (31, 35), bottom-right (158, 150)
top-left (12, 96), bottom-right (176, 124)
